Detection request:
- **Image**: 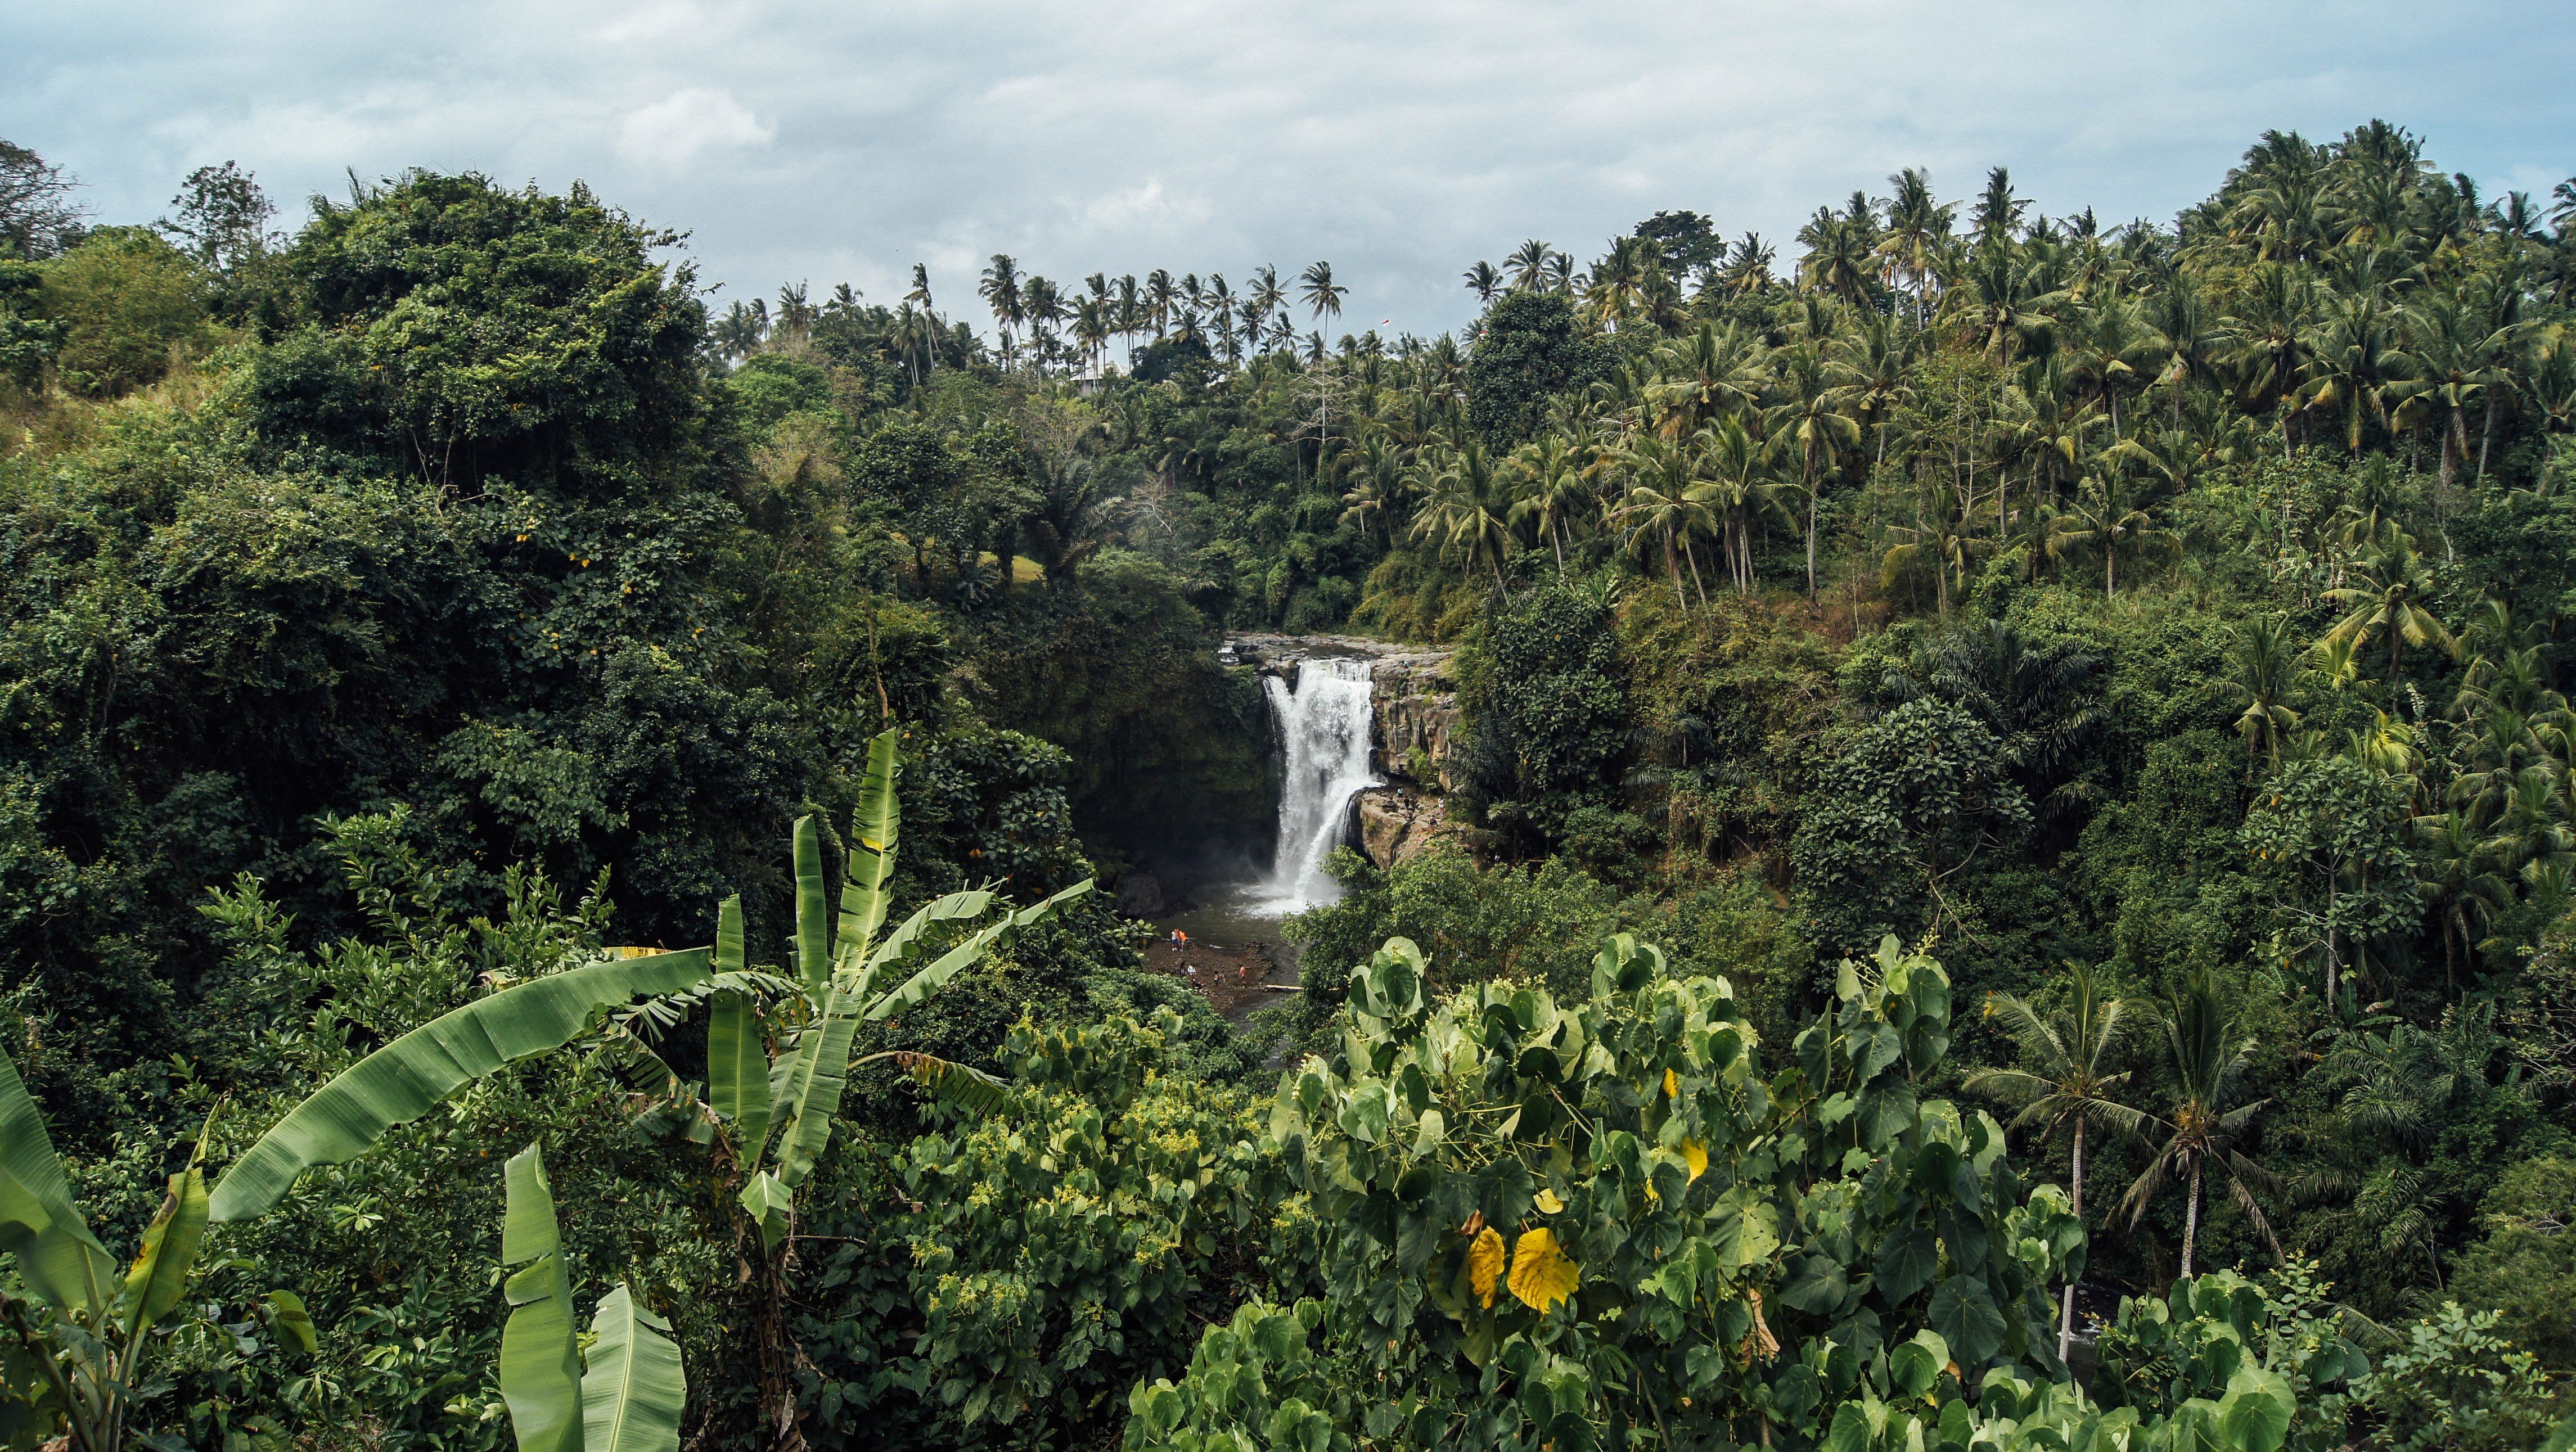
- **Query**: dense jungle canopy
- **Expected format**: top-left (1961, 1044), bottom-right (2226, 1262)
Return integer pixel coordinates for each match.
top-left (4, 123), bottom-right (2576, 1450)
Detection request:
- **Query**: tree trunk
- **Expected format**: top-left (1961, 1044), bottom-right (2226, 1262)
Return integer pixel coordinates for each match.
top-left (2061, 1118), bottom-right (2086, 1363)
top-left (2181, 1162), bottom-right (2203, 1279)
top-left (1805, 484), bottom-right (1820, 599)
top-left (2480, 393), bottom-right (2497, 481)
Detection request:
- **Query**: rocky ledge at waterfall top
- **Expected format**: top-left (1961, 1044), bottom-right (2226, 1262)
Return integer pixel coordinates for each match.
top-left (1222, 634), bottom-right (1458, 869)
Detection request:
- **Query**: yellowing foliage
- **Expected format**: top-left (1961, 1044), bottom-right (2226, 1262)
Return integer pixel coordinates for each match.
top-left (1507, 1228), bottom-right (1578, 1313)
top-left (1467, 1226), bottom-right (1507, 1309)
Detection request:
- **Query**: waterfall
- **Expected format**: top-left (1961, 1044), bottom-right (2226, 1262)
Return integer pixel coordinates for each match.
top-left (1253, 657), bottom-right (1379, 913)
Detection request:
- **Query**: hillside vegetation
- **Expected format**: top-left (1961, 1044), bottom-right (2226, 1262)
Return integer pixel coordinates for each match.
top-left (2, 125), bottom-right (2575, 1450)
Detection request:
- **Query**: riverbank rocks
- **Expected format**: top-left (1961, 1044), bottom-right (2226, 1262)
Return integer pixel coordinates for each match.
top-left (1224, 634), bottom-right (1458, 791)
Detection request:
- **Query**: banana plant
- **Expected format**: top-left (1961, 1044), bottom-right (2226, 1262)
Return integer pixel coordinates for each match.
top-left (207, 946), bottom-right (722, 1224)
top-left (711, 728), bottom-right (1093, 1248)
top-left (497, 1144), bottom-right (686, 1452)
top-left (0, 1048), bottom-right (307, 1452)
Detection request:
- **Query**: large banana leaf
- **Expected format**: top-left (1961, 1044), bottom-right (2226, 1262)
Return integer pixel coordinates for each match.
top-left (845, 888), bottom-right (993, 1005)
top-left (0, 1044), bottom-right (116, 1315)
top-left (707, 988), bottom-right (769, 1160)
top-left (863, 882), bottom-right (1093, 1021)
top-left (835, 731), bottom-right (902, 970)
top-left (119, 1165), bottom-right (209, 1337)
top-left (792, 818), bottom-right (831, 992)
top-left (713, 894), bottom-right (745, 975)
top-left (210, 949), bottom-right (715, 1222)
top-left (582, 1284), bottom-right (686, 1452)
top-left (500, 1144), bottom-right (584, 1452)
top-left (769, 999), bottom-right (859, 1189)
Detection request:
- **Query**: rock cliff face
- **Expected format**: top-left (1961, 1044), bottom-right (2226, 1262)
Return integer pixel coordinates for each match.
top-left (1224, 634), bottom-right (1460, 868)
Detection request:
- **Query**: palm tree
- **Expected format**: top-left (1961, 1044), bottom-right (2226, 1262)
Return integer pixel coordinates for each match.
top-left (1649, 321), bottom-right (1767, 439)
top-left (1875, 167), bottom-right (1956, 326)
top-left (1967, 962), bottom-right (2143, 1361)
top-left (1614, 435), bottom-right (1721, 607)
top-left (1764, 343), bottom-right (1858, 596)
top-left (1823, 313), bottom-right (1920, 470)
top-left (1881, 484), bottom-right (1979, 616)
top-left (1506, 435), bottom-right (1590, 570)
top-left (2142, 274), bottom-right (2230, 426)
top-left (1463, 260), bottom-right (1503, 304)
top-left (2321, 522), bottom-right (2457, 679)
top-left (1698, 415), bottom-right (1788, 594)
top-left (2120, 972), bottom-right (2281, 1279)
top-left (1411, 440), bottom-right (1514, 585)
top-left (2048, 471), bottom-right (2174, 599)
top-left (1507, 240), bottom-right (1555, 290)
top-left (1299, 261), bottom-right (1348, 328)
top-left (2215, 616), bottom-right (2306, 770)
top-left (978, 254), bottom-right (1024, 366)
top-left (2295, 292), bottom-right (2412, 452)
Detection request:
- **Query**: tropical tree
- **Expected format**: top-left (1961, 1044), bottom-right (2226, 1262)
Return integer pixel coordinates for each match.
top-left (2048, 470), bottom-right (2176, 598)
top-left (1613, 434), bottom-right (1720, 607)
top-left (1463, 260), bottom-right (1502, 304)
top-left (2120, 972), bottom-right (2281, 1279)
top-left (1411, 440), bottom-right (1516, 585)
top-left (2216, 615), bottom-right (2308, 769)
top-left (1764, 342), bottom-right (1859, 595)
top-left (1506, 238), bottom-right (1554, 290)
top-left (1505, 434), bottom-right (1591, 570)
top-left (206, 733), bottom-right (1088, 1441)
top-left (2320, 521), bottom-right (2456, 679)
top-left (0, 1056), bottom-right (304, 1452)
top-left (978, 254), bottom-right (1024, 364)
top-left (496, 1144), bottom-right (686, 1452)
top-left (1966, 962), bottom-right (2144, 1361)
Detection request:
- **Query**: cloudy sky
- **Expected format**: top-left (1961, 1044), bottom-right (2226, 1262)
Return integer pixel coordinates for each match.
top-left (6, 1), bottom-right (2569, 336)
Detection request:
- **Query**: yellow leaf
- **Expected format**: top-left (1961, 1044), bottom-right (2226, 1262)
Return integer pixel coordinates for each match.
top-left (1534, 1189), bottom-right (1565, 1214)
top-left (1467, 1226), bottom-right (1506, 1308)
top-left (1507, 1227), bottom-right (1579, 1313)
top-left (1664, 1068), bottom-right (1678, 1098)
top-left (1683, 1138), bottom-right (1708, 1183)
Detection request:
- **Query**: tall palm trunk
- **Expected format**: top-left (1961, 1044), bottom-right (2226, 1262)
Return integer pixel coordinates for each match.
top-left (2181, 1162), bottom-right (2203, 1279)
top-left (2062, 1119), bottom-right (2086, 1361)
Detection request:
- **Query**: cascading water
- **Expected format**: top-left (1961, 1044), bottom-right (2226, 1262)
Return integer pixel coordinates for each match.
top-left (1251, 657), bottom-right (1379, 913)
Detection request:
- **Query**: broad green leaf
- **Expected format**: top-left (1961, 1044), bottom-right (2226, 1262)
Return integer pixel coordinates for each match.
top-left (1928, 1275), bottom-right (2006, 1368)
top-left (707, 990), bottom-right (769, 1158)
top-left (771, 1000), bottom-right (860, 1188)
top-left (1875, 1224), bottom-right (1939, 1304)
top-left (1708, 1185), bottom-right (1781, 1269)
top-left (583, 1283), bottom-right (687, 1452)
top-left (2218, 1365), bottom-right (2294, 1452)
top-left (265, 1289), bottom-right (317, 1355)
top-left (793, 817), bottom-right (831, 991)
top-left (712, 894), bottom-right (744, 973)
top-left (210, 949), bottom-right (713, 1222)
top-left (0, 1043), bottom-right (116, 1314)
top-left (500, 1145), bottom-right (583, 1452)
top-left (2544, 1411), bottom-right (2576, 1452)
top-left (738, 1170), bottom-right (789, 1252)
top-left (893, 1052), bottom-right (1012, 1117)
top-left (120, 1165), bottom-right (209, 1336)
top-left (863, 881), bottom-right (1093, 1021)
top-left (836, 731), bottom-right (903, 971)
top-left (849, 889), bottom-right (994, 1005)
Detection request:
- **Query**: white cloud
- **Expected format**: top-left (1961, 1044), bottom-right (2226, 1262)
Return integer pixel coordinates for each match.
top-left (3, 0), bottom-right (2569, 337)
top-left (616, 88), bottom-right (773, 168)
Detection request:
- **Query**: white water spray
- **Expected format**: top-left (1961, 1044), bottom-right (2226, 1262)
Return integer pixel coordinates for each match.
top-left (1252, 657), bottom-right (1379, 913)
